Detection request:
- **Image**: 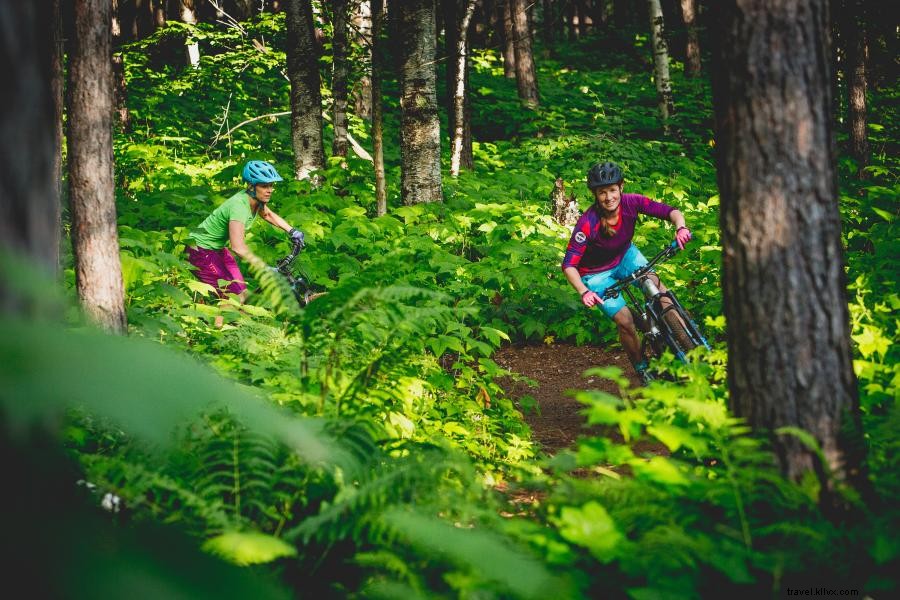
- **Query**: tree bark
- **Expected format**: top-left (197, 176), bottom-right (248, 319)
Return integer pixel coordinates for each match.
top-left (511, 0), bottom-right (539, 107)
top-left (372, 0), bottom-right (386, 215)
top-left (50, 0), bottom-right (64, 270)
top-left (680, 0), bottom-right (701, 77)
top-left (351, 0), bottom-right (373, 120)
top-left (448, 0), bottom-right (476, 176)
top-left (285, 0), bottom-right (325, 180)
top-left (112, 0), bottom-right (132, 131)
top-left (0, 0), bottom-right (60, 313)
top-left (845, 0), bottom-right (869, 177)
top-left (68, 0), bottom-right (127, 333)
top-left (398, 0), bottom-right (443, 205)
top-left (331, 0), bottom-right (350, 157)
top-left (500, 0), bottom-right (516, 77)
top-left (647, 0), bottom-right (674, 126)
top-left (541, 0), bottom-right (554, 45)
top-left (709, 0), bottom-right (864, 498)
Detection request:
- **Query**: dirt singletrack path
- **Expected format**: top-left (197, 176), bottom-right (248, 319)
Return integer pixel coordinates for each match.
top-left (494, 343), bottom-right (642, 456)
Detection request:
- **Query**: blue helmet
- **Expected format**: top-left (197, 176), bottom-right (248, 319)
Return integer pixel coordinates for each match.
top-left (242, 160), bottom-right (283, 184)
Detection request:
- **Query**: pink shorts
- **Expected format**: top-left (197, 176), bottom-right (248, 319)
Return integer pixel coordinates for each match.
top-left (185, 246), bottom-right (247, 297)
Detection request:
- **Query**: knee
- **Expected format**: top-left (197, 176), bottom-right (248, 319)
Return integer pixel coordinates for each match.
top-left (613, 307), bottom-right (635, 330)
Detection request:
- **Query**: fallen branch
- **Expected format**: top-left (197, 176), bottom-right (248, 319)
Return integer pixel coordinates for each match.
top-left (209, 110), bottom-right (373, 162)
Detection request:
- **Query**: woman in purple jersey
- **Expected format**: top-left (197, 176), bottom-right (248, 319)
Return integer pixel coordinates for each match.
top-left (561, 161), bottom-right (692, 381)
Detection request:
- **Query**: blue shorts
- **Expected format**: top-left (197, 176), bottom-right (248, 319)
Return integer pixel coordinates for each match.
top-left (581, 244), bottom-right (648, 319)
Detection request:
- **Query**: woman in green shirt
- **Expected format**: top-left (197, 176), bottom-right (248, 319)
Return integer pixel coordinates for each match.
top-left (186, 160), bottom-right (304, 302)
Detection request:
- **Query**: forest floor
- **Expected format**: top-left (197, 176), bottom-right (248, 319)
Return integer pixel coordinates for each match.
top-left (494, 342), bottom-right (668, 459)
top-left (494, 342), bottom-right (640, 455)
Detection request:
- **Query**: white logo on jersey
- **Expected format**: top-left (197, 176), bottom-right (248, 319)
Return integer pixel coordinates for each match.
top-left (574, 231), bottom-right (587, 244)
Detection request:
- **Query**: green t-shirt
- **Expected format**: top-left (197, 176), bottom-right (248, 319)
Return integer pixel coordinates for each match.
top-left (189, 191), bottom-right (258, 250)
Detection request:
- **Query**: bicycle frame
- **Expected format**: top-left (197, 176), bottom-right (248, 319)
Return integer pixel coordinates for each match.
top-left (274, 239), bottom-right (318, 307)
top-left (602, 241), bottom-right (710, 363)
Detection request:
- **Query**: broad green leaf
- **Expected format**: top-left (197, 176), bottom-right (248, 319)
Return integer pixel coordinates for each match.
top-left (202, 531), bottom-right (297, 566)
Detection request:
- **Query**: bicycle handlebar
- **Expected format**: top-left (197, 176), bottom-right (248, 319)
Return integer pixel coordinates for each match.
top-left (275, 239), bottom-right (305, 274)
top-left (601, 241), bottom-right (681, 300)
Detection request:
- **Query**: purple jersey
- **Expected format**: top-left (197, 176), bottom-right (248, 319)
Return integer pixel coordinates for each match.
top-left (561, 194), bottom-right (674, 275)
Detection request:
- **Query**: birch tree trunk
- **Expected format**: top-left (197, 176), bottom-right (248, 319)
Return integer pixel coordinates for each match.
top-left (398, 0), bottom-right (443, 205)
top-left (371, 0), bottom-right (386, 215)
top-left (285, 0), bottom-right (325, 180)
top-left (0, 0), bottom-right (60, 313)
top-left (331, 0), bottom-right (350, 157)
top-left (68, 0), bottom-right (127, 333)
top-left (351, 0), bottom-right (373, 120)
top-left (511, 0), bottom-right (539, 108)
top-left (177, 0), bottom-right (200, 69)
top-left (448, 0), bottom-right (477, 176)
top-left (680, 0), bottom-right (701, 77)
top-left (647, 0), bottom-right (674, 126)
top-left (709, 0), bottom-right (864, 501)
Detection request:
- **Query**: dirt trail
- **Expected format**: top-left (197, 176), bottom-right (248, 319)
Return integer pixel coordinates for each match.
top-left (494, 343), bottom-right (641, 456)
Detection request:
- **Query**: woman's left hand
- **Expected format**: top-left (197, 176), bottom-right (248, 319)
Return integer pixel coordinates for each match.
top-left (675, 226), bottom-right (692, 249)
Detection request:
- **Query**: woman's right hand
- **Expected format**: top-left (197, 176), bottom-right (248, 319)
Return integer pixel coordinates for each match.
top-left (581, 290), bottom-right (603, 308)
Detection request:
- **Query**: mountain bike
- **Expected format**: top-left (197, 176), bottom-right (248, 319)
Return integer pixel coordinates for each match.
top-left (272, 238), bottom-right (325, 307)
top-left (601, 241), bottom-right (710, 373)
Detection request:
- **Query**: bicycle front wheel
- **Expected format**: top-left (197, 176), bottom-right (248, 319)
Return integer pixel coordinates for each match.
top-left (662, 310), bottom-right (698, 354)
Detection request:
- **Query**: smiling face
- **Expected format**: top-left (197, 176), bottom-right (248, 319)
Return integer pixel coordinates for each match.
top-left (592, 183), bottom-right (622, 214)
top-left (253, 182), bottom-right (275, 203)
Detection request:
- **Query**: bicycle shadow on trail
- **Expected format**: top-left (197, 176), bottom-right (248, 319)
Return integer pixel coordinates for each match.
top-left (494, 342), bottom-right (669, 459)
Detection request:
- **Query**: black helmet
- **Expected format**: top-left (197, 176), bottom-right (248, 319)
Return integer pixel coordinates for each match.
top-left (587, 161), bottom-right (624, 189)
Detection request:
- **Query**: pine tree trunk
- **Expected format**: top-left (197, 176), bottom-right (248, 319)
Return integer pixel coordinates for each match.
top-left (709, 0), bottom-right (864, 498)
top-left (351, 0), bottom-right (373, 120)
top-left (68, 0), bottom-right (127, 333)
top-left (680, 0), bottom-right (701, 77)
top-left (500, 0), bottom-right (516, 77)
top-left (846, 0), bottom-right (869, 177)
top-left (331, 0), bottom-right (350, 157)
top-left (112, 0), bottom-right (132, 131)
top-left (0, 0), bottom-right (60, 312)
top-left (285, 0), bottom-right (325, 180)
top-left (50, 0), bottom-right (64, 270)
top-left (449, 0), bottom-right (476, 176)
top-left (647, 0), bottom-right (674, 126)
top-left (511, 0), bottom-right (539, 107)
top-left (398, 0), bottom-right (443, 205)
top-left (541, 0), bottom-right (554, 45)
top-left (372, 0), bottom-right (386, 215)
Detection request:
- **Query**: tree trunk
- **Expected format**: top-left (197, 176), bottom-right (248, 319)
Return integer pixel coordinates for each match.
top-left (708, 0), bottom-right (864, 500)
top-left (680, 0), bottom-right (701, 77)
top-left (448, 0), bottom-right (476, 176)
top-left (541, 0), bottom-right (554, 45)
top-left (68, 0), bottom-right (127, 333)
top-left (351, 0), bottom-right (373, 120)
top-left (647, 0), bottom-right (674, 126)
top-left (0, 0), bottom-right (60, 313)
top-left (500, 0), bottom-right (516, 78)
top-left (576, 0), bottom-right (590, 36)
top-left (511, 0), bottom-right (539, 108)
top-left (331, 0), bottom-right (350, 157)
top-left (177, 0), bottom-right (201, 68)
top-left (112, 0), bottom-right (132, 131)
top-left (50, 0), bottom-right (64, 270)
top-left (285, 0), bottom-right (325, 180)
top-left (845, 0), bottom-right (869, 177)
top-left (398, 0), bottom-right (443, 205)
top-left (372, 0), bottom-right (386, 215)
